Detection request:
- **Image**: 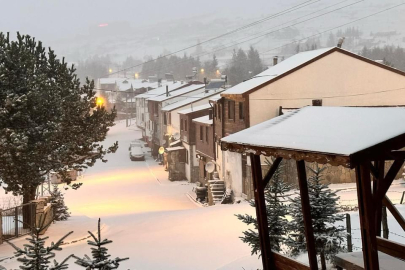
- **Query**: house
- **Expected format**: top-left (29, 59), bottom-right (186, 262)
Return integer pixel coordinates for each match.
top-left (161, 85), bottom-right (225, 182)
top-left (147, 82), bottom-right (205, 156)
top-left (135, 81), bottom-right (188, 146)
top-left (175, 104), bottom-right (212, 182)
top-left (216, 46), bottom-right (405, 200)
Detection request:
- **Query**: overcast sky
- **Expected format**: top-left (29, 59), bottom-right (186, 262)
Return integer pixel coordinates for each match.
top-left (0, 0), bottom-right (283, 41)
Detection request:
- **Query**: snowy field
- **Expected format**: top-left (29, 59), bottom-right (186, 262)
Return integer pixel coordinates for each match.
top-left (0, 120), bottom-right (404, 269)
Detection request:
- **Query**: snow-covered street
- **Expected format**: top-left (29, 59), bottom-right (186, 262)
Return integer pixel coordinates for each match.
top-left (0, 121), bottom-right (261, 270)
top-left (1, 120), bottom-right (405, 269)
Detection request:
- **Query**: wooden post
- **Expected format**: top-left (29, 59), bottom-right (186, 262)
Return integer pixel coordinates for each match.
top-left (382, 206), bottom-right (389, 239)
top-left (296, 160), bottom-right (318, 270)
top-left (250, 154), bottom-right (275, 270)
top-left (401, 191), bottom-right (405, 204)
top-left (373, 161), bottom-right (385, 237)
top-left (14, 206), bottom-right (18, 237)
top-left (355, 163), bottom-right (379, 270)
top-left (383, 196), bottom-right (405, 231)
top-left (0, 209), bottom-right (3, 244)
top-left (346, 214), bottom-right (352, 252)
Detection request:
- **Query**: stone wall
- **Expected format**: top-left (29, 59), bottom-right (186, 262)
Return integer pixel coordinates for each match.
top-left (31, 196), bottom-right (54, 235)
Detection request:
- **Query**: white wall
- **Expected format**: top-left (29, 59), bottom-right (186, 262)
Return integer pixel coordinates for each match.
top-left (223, 151), bottom-right (243, 197)
top-left (249, 51), bottom-right (405, 126)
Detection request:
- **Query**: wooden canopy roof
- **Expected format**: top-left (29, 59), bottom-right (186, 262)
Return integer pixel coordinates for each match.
top-left (221, 106), bottom-right (405, 168)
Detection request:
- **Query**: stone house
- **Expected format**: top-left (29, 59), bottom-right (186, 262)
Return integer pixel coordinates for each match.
top-left (216, 46), bottom-right (405, 199)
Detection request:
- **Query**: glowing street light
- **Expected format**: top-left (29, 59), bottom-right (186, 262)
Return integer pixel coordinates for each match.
top-left (216, 69), bottom-right (221, 75)
top-left (96, 97), bottom-right (104, 107)
top-left (200, 68), bottom-right (205, 74)
top-left (108, 68), bottom-right (113, 74)
top-left (135, 73), bottom-right (139, 79)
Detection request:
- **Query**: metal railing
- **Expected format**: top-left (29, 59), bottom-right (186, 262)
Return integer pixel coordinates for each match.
top-left (1, 203), bottom-right (37, 240)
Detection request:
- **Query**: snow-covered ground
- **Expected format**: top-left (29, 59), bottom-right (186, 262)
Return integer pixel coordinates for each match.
top-left (0, 120), bottom-right (404, 269)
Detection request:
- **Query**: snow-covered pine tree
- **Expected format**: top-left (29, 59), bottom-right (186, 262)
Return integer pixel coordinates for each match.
top-left (236, 158), bottom-right (290, 255)
top-left (50, 185), bottom-right (70, 221)
top-left (286, 164), bottom-right (345, 270)
top-left (74, 218), bottom-right (129, 269)
top-left (0, 32), bottom-right (118, 207)
top-left (7, 213), bottom-right (73, 270)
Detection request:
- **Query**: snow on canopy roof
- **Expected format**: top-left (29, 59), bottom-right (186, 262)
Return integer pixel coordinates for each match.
top-left (208, 93), bottom-right (222, 102)
top-left (193, 115), bottom-right (213, 125)
top-left (178, 103), bottom-right (211, 115)
top-left (147, 84), bottom-right (204, 102)
top-left (222, 106), bottom-right (405, 159)
top-left (135, 82), bottom-right (185, 98)
top-left (161, 90), bottom-right (224, 112)
top-left (99, 78), bottom-right (157, 90)
top-left (221, 47), bottom-right (334, 95)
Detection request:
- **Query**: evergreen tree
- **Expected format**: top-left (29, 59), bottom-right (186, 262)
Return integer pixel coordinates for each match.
top-left (286, 164), bottom-right (345, 270)
top-left (0, 32), bottom-right (118, 206)
top-left (236, 158), bottom-right (290, 255)
top-left (50, 185), bottom-right (70, 221)
top-left (74, 219), bottom-right (129, 269)
top-left (7, 214), bottom-right (73, 270)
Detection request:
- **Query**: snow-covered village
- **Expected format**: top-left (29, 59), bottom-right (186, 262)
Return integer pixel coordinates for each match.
top-left (1, 1), bottom-right (405, 269)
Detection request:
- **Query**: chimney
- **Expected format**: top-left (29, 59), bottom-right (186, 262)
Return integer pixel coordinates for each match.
top-left (166, 85), bottom-right (169, 97)
top-left (209, 109), bottom-right (213, 120)
top-left (337, 37), bottom-right (345, 48)
top-left (273, 56), bottom-right (278, 66)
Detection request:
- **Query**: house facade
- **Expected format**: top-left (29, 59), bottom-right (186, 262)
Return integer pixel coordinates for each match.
top-left (217, 46), bottom-right (405, 199)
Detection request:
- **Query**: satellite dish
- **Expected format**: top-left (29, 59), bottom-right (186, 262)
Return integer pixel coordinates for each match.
top-left (173, 132), bottom-right (180, 140)
top-left (158, 147), bottom-right (165, 155)
top-left (205, 161), bottom-right (215, 173)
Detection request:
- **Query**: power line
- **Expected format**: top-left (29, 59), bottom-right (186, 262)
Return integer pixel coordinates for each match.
top-left (105, 0), bottom-right (321, 77)
top-left (140, 0), bottom-right (361, 75)
top-left (259, 2), bottom-right (405, 56)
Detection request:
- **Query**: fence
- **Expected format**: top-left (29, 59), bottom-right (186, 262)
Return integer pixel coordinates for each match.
top-left (1, 203), bottom-right (37, 241)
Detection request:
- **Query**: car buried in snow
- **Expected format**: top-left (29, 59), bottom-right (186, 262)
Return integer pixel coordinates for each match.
top-left (129, 141), bottom-right (145, 161)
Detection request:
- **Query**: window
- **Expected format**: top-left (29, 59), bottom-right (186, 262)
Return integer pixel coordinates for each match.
top-left (180, 119), bottom-right (183, 131)
top-left (200, 126), bottom-right (203, 141)
top-left (218, 104), bottom-right (222, 120)
top-left (228, 100), bottom-right (235, 120)
top-left (206, 126), bottom-right (209, 142)
top-left (214, 105), bottom-right (217, 119)
top-left (239, 102), bottom-right (244, 120)
top-left (185, 120), bottom-right (188, 131)
top-left (163, 113), bottom-right (167, 125)
top-left (168, 113), bottom-right (171, 125)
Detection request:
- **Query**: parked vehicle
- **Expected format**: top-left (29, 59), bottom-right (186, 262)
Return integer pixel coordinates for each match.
top-left (129, 141), bottom-right (145, 161)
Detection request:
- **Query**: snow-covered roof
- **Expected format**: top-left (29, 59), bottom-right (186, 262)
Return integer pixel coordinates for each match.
top-left (99, 78), bottom-right (157, 91)
top-left (221, 47), bottom-right (335, 96)
top-left (135, 82), bottom-right (185, 99)
top-left (209, 93), bottom-right (222, 102)
top-left (161, 90), bottom-right (224, 112)
top-left (221, 107), bottom-right (405, 166)
top-left (193, 115), bottom-right (213, 125)
top-left (178, 104), bottom-right (212, 115)
top-left (147, 84), bottom-right (204, 102)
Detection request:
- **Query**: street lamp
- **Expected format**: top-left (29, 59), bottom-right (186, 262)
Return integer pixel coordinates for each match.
top-left (200, 68), bottom-right (205, 74)
top-left (96, 97), bottom-right (104, 108)
top-left (135, 73), bottom-right (139, 79)
top-left (109, 68), bottom-right (113, 74)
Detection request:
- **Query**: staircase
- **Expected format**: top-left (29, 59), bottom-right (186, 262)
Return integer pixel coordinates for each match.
top-left (208, 172), bottom-right (225, 205)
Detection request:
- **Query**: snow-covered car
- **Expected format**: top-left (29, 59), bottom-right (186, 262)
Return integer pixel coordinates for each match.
top-left (129, 142), bottom-right (145, 161)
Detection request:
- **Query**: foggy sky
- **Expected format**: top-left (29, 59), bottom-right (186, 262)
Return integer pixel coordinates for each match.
top-left (0, 0), bottom-right (282, 42)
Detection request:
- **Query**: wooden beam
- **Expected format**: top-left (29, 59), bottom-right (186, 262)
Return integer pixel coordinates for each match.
top-left (373, 161), bottom-right (385, 237)
top-left (377, 237), bottom-right (405, 260)
top-left (262, 157), bottom-right (283, 188)
top-left (355, 163), bottom-right (379, 270)
top-left (382, 196), bottom-right (405, 232)
top-left (250, 154), bottom-right (275, 270)
top-left (272, 252), bottom-right (310, 270)
top-left (296, 160), bottom-right (318, 270)
top-left (375, 159), bottom-right (404, 202)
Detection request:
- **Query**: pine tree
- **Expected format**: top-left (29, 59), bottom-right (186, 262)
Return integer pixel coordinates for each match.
top-left (0, 32), bottom-right (118, 207)
top-left (286, 164), bottom-right (345, 270)
top-left (74, 219), bottom-right (129, 269)
top-left (236, 158), bottom-right (290, 255)
top-left (50, 185), bottom-right (70, 221)
top-left (7, 214), bottom-right (73, 270)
